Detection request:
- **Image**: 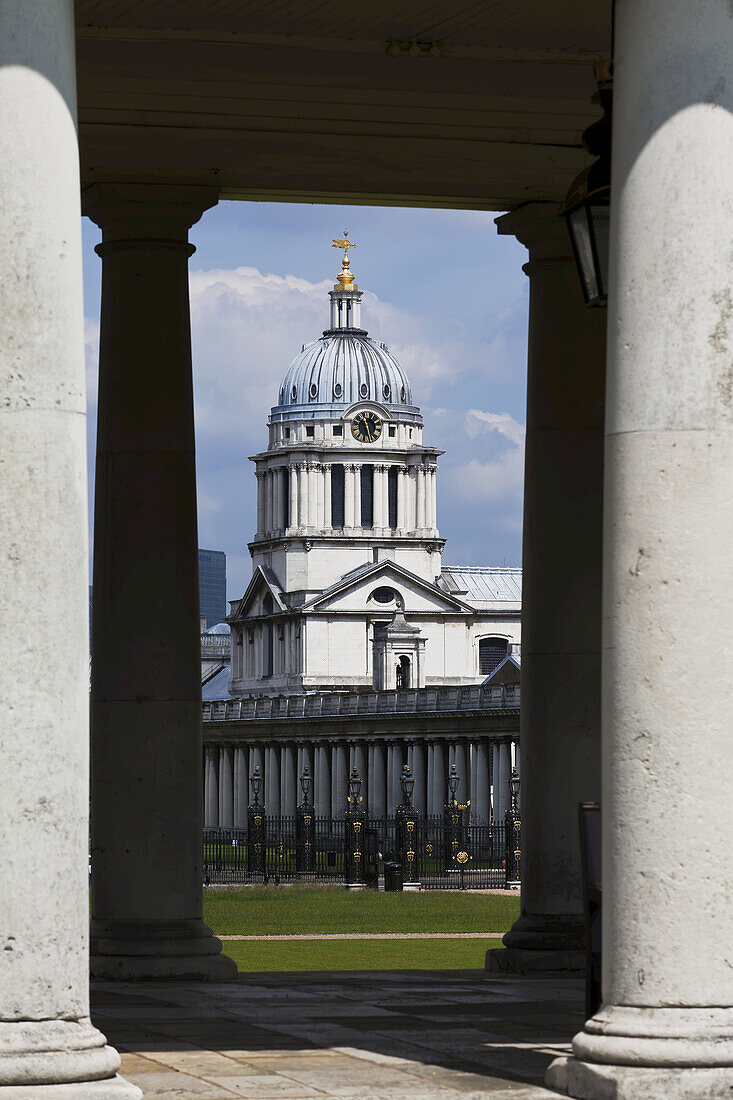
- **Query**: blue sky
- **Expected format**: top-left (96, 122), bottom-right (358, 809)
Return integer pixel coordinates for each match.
top-left (82, 201), bottom-right (529, 600)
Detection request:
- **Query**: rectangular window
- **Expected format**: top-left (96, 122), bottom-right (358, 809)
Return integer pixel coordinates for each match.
top-left (331, 464), bottom-right (345, 529)
top-left (306, 425), bottom-right (314, 438)
top-left (333, 424), bottom-right (343, 436)
top-left (284, 426), bottom-right (290, 439)
top-left (388, 467), bottom-right (398, 528)
top-left (360, 465), bottom-right (374, 528)
top-left (388, 425), bottom-right (396, 438)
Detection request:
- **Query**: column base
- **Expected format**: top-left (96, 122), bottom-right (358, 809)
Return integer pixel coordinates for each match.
top-left (547, 1005), bottom-right (733, 1099)
top-left (90, 918), bottom-right (238, 981)
top-left (485, 913), bottom-right (585, 973)
top-left (0, 1019), bottom-right (141, 1097)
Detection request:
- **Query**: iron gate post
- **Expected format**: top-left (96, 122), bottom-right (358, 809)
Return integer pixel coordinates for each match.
top-left (296, 766), bottom-right (315, 876)
top-left (395, 763), bottom-right (421, 889)
top-left (344, 765), bottom-right (366, 888)
top-left (444, 762), bottom-right (470, 875)
top-left (504, 766), bottom-right (521, 888)
top-left (247, 765), bottom-right (266, 876)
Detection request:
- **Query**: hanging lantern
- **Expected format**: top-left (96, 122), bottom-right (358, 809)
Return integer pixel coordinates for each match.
top-left (348, 765), bottom-right (362, 804)
top-left (400, 763), bottom-right (415, 805)
top-left (562, 62), bottom-right (612, 308)
top-left (509, 767), bottom-right (520, 811)
top-left (447, 762), bottom-right (460, 804)
top-left (250, 765), bottom-right (263, 805)
top-left (299, 766), bottom-right (312, 806)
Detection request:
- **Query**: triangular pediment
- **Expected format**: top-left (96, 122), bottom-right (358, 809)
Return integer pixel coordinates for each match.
top-left (302, 560), bottom-right (473, 615)
top-left (228, 565), bottom-right (287, 620)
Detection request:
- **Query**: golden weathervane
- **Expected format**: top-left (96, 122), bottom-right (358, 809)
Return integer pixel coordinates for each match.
top-left (332, 229), bottom-right (358, 290)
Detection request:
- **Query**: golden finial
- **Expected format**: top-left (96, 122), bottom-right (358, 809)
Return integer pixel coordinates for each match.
top-left (332, 228), bottom-right (357, 290)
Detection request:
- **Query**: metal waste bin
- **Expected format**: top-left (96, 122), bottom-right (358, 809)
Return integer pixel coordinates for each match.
top-left (384, 860), bottom-right (403, 892)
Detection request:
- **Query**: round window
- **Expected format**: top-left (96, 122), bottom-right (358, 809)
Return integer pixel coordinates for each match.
top-left (333, 382), bottom-right (343, 398)
top-left (400, 386), bottom-right (406, 403)
top-left (371, 586), bottom-right (397, 604)
top-left (360, 382), bottom-right (369, 398)
top-left (291, 385), bottom-right (297, 401)
top-left (383, 384), bottom-right (391, 400)
top-left (309, 382), bottom-right (318, 399)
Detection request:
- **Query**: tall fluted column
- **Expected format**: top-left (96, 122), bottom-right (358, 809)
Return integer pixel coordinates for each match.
top-left (85, 183), bottom-right (234, 980)
top-left (416, 465), bottom-right (426, 530)
top-left (273, 468), bottom-right (281, 532)
top-left (323, 465), bottom-right (332, 528)
top-left (452, 741), bottom-right (468, 804)
top-left (307, 462), bottom-right (318, 530)
top-left (266, 745), bottom-right (281, 814)
top-left (344, 465), bottom-right (355, 529)
top-left (428, 465), bottom-right (438, 531)
top-left (296, 463), bottom-right (308, 528)
top-left (411, 742), bottom-right (427, 815)
top-left (370, 743), bottom-right (387, 817)
top-left (263, 469), bottom-right (272, 533)
top-left (204, 746), bottom-right (218, 828)
top-left (488, 203), bottom-right (605, 975)
top-left (218, 746), bottom-right (234, 828)
top-left (353, 463), bottom-right (362, 528)
top-left (315, 743), bottom-right (331, 817)
top-left (234, 746), bottom-right (248, 827)
top-left (315, 463), bottom-right (324, 528)
top-left (331, 742), bottom-right (348, 817)
top-left (431, 741), bottom-right (446, 813)
top-left (289, 462), bottom-right (299, 529)
top-left (556, 3), bottom-right (733, 1094)
top-left (0, 3), bottom-right (138, 1086)
top-left (373, 465), bottom-right (384, 531)
top-left (281, 744), bottom-right (297, 815)
top-left (474, 741), bottom-right (490, 823)
top-left (256, 470), bottom-right (266, 535)
top-left (397, 467), bottom-right (408, 530)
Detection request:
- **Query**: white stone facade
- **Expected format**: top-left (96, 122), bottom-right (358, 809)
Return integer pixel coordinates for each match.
top-left (228, 256), bottom-right (521, 695)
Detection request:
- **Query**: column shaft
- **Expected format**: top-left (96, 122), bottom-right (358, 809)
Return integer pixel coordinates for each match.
top-left (561, 3), bottom-right (733, 1093)
top-left (416, 466), bottom-right (426, 529)
top-left (315, 743), bottom-right (331, 817)
top-left (281, 744), bottom-right (297, 816)
top-left (489, 203), bottom-right (605, 975)
top-left (474, 741), bottom-right (490, 823)
top-left (85, 183), bottom-right (234, 980)
top-left (323, 465), bottom-right (332, 528)
top-left (370, 743), bottom-right (387, 817)
top-left (344, 466), bottom-right (355, 528)
top-left (234, 745), bottom-right (248, 827)
top-left (298, 464), bottom-right (309, 528)
top-left (411, 742), bottom-right (427, 815)
top-left (373, 467), bottom-right (384, 530)
top-left (289, 463), bottom-right (299, 529)
top-left (218, 746), bottom-right (234, 828)
top-left (266, 746), bottom-right (281, 814)
top-left (431, 742), bottom-right (446, 813)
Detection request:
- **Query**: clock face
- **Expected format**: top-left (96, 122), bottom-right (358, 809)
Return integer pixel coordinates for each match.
top-left (351, 410), bottom-right (383, 443)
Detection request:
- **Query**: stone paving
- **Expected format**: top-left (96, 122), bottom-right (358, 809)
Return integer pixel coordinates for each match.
top-left (91, 969), bottom-right (583, 1099)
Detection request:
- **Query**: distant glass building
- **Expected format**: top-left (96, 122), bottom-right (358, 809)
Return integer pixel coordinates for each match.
top-left (198, 549), bottom-right (227, 628)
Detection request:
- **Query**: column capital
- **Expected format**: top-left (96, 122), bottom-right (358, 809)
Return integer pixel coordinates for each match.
top-left (495, 202), bottom-right (574, 265)
top-left (82, 182), bottom-right (219, 243)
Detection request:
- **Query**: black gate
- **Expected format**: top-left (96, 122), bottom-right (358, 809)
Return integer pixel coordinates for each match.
top-left (204, 815), bottom-right (512, 889)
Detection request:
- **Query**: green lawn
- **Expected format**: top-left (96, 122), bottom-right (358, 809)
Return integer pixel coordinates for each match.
top-left (204, 885), bottom-right (519, 935)
top-left (222, 936), bottom-right (503, 972)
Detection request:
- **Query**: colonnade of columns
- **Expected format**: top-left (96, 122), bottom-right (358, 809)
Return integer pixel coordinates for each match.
top-left (204, 736), bottom-right (515, 826)
top-left (254, 458), bottom-right (437, 536)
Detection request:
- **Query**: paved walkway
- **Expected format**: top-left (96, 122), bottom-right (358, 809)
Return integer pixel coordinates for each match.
top-left (92, 969), bottom-right (582, 1098)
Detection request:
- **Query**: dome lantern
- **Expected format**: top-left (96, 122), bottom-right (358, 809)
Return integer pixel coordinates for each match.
top-left (329, 230), bottom-right (362, 331)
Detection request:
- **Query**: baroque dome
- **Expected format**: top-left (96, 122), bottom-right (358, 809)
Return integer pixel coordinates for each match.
top-left (275, 331), bottom-right (414, 414)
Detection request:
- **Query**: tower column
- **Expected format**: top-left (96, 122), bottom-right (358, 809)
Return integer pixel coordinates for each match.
top-left (218, 745), bottom-right (233, 828)
top-left (373, 465), bottom-right (384, 531)
top-left (289, 461), bottom-right (299, 529)
top-left (307, 462), bottom-right (318, 530)
top-left (416, 464), bottom-right (426, 530)
top-left (344, 465), bottom-right (356, 529)
top-left (234, 746), bottom-right (248, 827)
top-left (353, 463), bottom-right (362, 529)
top-left (323, 464), bottom-right (332, 528)
top-left (85, 182), bottom-right (235, 981)
top-left (488, 202), bottom-right (604, 975)
top-left (315, 462), bottom-right (325, 528)
top-left (429, 465), bottom-right (438, 531)
top-left (273, 468), bottom-right (281, 533)
top-left (298, 463), bottom-right (310, 528)
top-left (256, 470), bottom-right (265, 536)
top-left (397, 467), bottom-right (408, 530)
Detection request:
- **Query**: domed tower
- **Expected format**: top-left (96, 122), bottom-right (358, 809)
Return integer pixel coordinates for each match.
top-left (248, 235), bottom-right (445, 601)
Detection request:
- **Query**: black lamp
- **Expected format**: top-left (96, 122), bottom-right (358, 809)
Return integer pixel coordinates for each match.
top-left (562, 61), bottom-right (612, 308)
top-left (250, 764), bottom-right (263, 806)
top-left (447, 762), bottom-right (460, 804)
top-left (509, 766), bottom-right (520, 812)
top-left (348, 765), bottom-right (362, 805)
top-left (300, 766), bottom-right (312, 806)
top-left (400, 763), bottom-right (415, 805)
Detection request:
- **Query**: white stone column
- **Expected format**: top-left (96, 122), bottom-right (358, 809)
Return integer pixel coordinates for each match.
top-left (331, 742), bottom-right (348, 817)
top-left (256, 470), bottom-right (266, 535)
top-left (204, 745), bottom-right (219, 828)
top-left (234, 745), bottom-right (248, 827)
top-left (323, 465), bottom-right (332, 528)
top-left (411, 742), bottom-right (427, 815)
top-left (218, 745), bottom-right (234, 828)
top-left (353, 463), bottom-right (362, 528)
top-left (263, 468), bottom-right (272, 533)
top-left (307, 462), bottom-right (318, 529)
top-left (397, 467), bottom-right (408, 530)
top-left (488, 202), bottom-right (605, 976)
top-left (553, 3), bottom-right (733, 1094)
top-left (474, 741), bottom-right (490, 823)
top-left (266, 745), bottom-right (281, 814)
top-left (387, 742), bottom-right (403, 815)
top-left (85, 183), bottom-right (234, 981)
top-left (370, 743), bottom-right (387, 817)
top-left (344, 464), bottom-right (355, 529)
top-left (288, 462), bottom-right (298, 529)
top-left (494, 741), bottom-right (511, 821)
top-left (297, 463), bottom-right (309, 528)
top-left (428, 465), bottom-right (438, 532)
top-left (314, 743), bottom-right (331, 817)
top-left (431, 741), bottom-right (446, 813)
top-left (0, 0), bottom-right (127, 1090)
top-left (416, 464), bottom-right (426, 530)
top-left (314, 463), bottom-right (325, 528)
top-left (281, 744), bottom-right (297, 816)
top-left (373, 465), bottom-right (384, 531)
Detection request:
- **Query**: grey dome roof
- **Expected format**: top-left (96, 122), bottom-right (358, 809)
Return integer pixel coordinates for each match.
top-left (274, 331), bottom-right (415, 415)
